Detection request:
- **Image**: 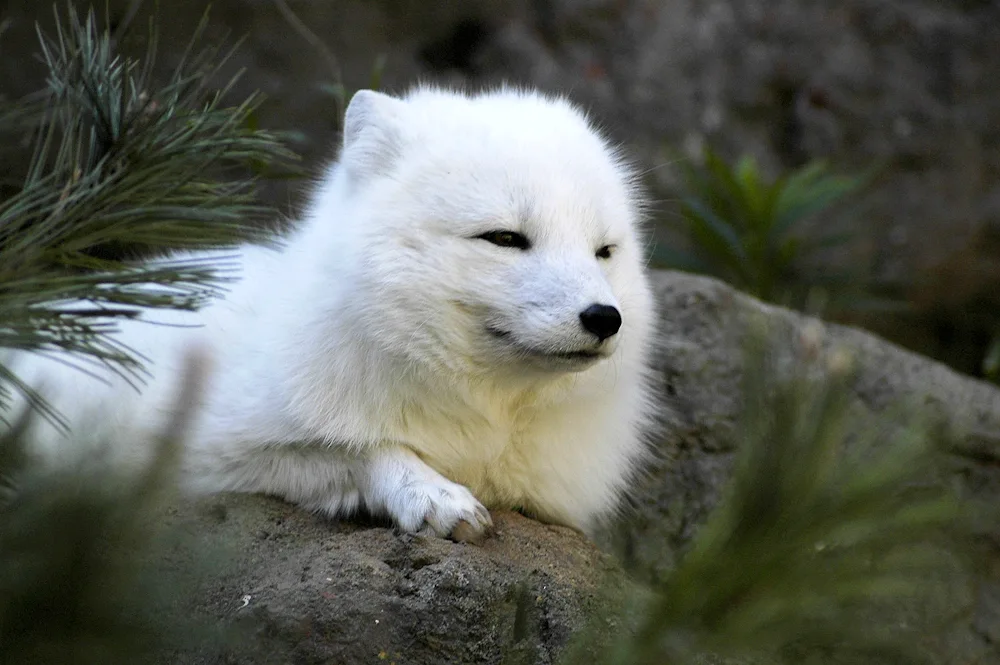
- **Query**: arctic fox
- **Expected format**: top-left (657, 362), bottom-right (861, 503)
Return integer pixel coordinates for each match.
top-left (11, 86), bottom-right (657, 542)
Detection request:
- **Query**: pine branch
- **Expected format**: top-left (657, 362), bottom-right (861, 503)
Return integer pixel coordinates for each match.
top-left (0, 4), bottom-right (299, 418)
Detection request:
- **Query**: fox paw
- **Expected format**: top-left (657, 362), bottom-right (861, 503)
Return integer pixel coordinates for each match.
top-left (396, 475), bottom-right (493, 543)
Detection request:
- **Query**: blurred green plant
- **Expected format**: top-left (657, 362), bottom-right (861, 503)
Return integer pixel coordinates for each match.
top-left (0, 349), bottom-right (221, 665)
top-left (0, 3), bottom-right (298, 423)
top-left (0, 4), bottom-right (291, 663)
top-left (566, 322), bottom-right (972, 665)
top-left (315, 52), bottom-right (388, 131)
top-left (659, 147), bottom-right (879, 311)
top-left (984, 334), bottom-right (1000, 384)
top-left (271, 0), bottom-right (387, 138)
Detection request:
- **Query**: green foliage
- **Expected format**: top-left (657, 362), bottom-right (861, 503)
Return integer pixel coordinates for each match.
top-left (0, 4), bottom-right (298, 421)
top-left (0, 8), bottom-right (284, 662)
top-left (660, 146), bottom-right (875, 310)
top-left (318, 53), bottom-right (388, 108)
top-left (568, 323), bottom-right (970, 665)
top-left (0, 349), bottom-right (222, 665)
top-left (271, 0), bottom-right (387, 136)
top-left (983, 334), bottom-right (1000, 384)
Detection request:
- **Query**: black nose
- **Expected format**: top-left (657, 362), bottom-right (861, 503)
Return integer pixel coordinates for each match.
top-left (579, 303), bottom-right (622, 341)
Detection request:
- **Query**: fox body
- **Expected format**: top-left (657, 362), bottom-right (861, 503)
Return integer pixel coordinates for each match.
top-left (12, 86), bottom-right (657, 541)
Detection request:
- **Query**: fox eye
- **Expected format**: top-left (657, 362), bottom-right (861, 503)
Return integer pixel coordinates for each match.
top-left (475, 230), bottom-right (531, 250)
top-left (596, 244), bottom-right (615, 259)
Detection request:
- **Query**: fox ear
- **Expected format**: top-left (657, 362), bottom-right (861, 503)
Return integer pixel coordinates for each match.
top-left (341, 90), bottom-right (405, 182)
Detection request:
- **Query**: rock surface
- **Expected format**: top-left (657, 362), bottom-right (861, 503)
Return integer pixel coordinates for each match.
top-left (153, 499), bottom-right (633, 665)
top-left (146, 270), bottom-right (1000, 664)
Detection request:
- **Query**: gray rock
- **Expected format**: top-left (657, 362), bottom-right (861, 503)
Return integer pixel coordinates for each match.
top-left (153, 498), bottom-right (636, 665)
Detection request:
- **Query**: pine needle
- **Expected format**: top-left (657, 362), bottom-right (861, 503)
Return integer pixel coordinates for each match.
top-left (0, 4), bottom-right (299, 420)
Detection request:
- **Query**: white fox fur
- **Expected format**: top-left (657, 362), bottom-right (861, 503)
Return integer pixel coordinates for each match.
top-left (10, 86), bottom-right (657, 541)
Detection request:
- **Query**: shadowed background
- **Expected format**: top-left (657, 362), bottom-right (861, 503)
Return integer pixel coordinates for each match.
top-left (2, 0), bottom-right (998, 381)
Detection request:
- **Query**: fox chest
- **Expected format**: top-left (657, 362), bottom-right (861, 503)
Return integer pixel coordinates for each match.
top-left (402, 411), bottom-right (546, 508)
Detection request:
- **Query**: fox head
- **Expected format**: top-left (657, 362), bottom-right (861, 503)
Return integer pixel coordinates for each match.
top-left (321, 86), bottom-right (653, 383)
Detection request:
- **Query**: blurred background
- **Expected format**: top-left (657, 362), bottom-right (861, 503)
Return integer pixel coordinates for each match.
top-left (1, 0), bottom-right (998, 381)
